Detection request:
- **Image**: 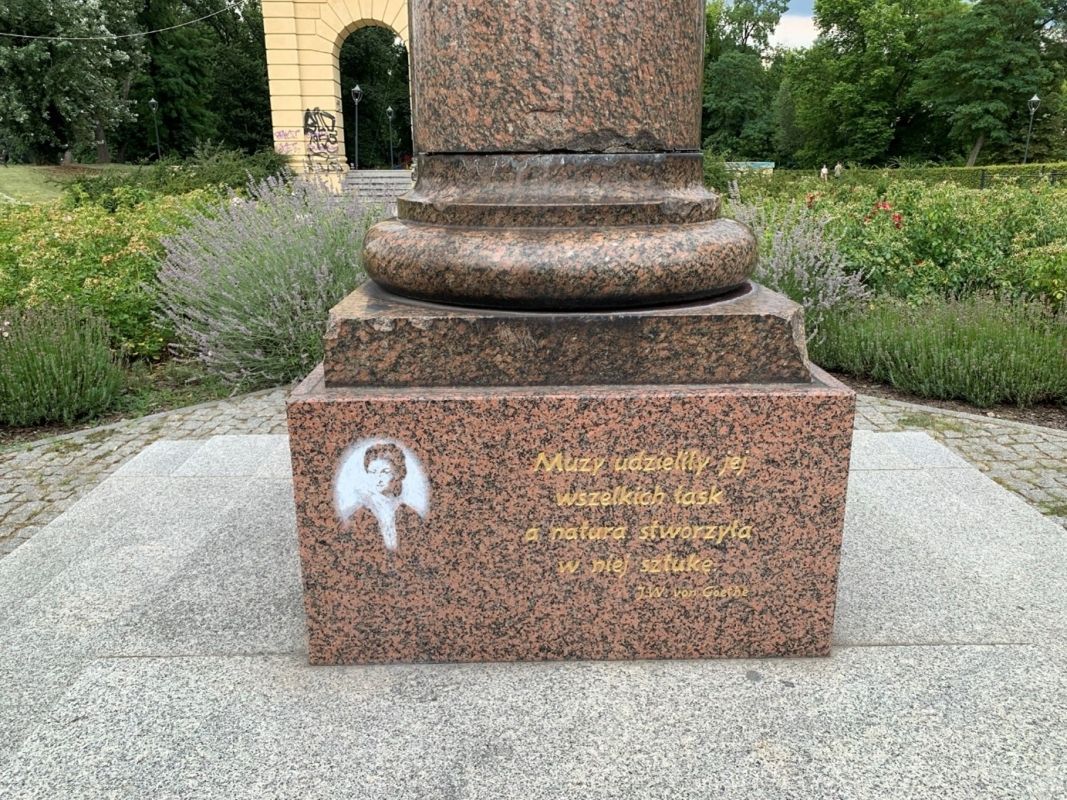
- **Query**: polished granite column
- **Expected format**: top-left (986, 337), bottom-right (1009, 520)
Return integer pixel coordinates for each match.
top-left (364, 0), bottom-right (755, 309)
top-left (287, 0), bottom-right (855, 664)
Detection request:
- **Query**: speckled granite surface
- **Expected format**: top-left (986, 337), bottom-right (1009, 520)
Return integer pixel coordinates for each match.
top-left (287, 365), bottom-right (854, 664)
top-left (410, 0), bottom-right (704, 153)
top-left (363, 215), bottom-right (757, 310)
top-left (366, 0), bottom-right (751, 309)
top-left (323, 282), bottom-right (810, 388)
top-left (398, 153), bottom-right (719, 227)
top-left (289, 0), bottom-right (852, 664)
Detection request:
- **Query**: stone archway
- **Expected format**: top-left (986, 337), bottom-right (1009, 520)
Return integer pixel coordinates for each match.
top-left (262, 0), bottom-right (410, 177)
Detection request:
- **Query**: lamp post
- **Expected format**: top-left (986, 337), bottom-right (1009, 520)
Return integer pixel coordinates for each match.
top-left (350, 84), bottom-right (363, 169)
top-left (148, 97), bottom-right (161, 160)
top-left (386, 105), bottom-right (395, 169)
top-left (1023, 94), bottom-right (1040, 165)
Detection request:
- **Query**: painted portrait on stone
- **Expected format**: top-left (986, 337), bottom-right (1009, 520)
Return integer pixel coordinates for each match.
top-left (334, 438), bottom-right (430, 552)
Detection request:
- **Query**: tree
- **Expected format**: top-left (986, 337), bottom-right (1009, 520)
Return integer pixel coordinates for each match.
top-left (199, 0), bottom-right (273, 153)
top-left (782, 0), bottom-right (961, 166)
top-left (339, 25), bottom-right (411, 168)
top-left (721, 0), bottom-right (790, 54)
top-left (913, 0), bottom-right (1062, 165)
top-left (114, 0), bottom-right (218, 161)
top-left (701, 1), bottom-right (788, 159)
top-left (0, 0), bottom-right (143, 163)
top-left (703, 50), bottom-right (778, 158)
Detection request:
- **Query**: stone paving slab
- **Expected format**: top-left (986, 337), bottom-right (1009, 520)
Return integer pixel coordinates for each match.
top-left (3, 645), bottom-right (1064, 800)
top-left (0, 388), bottom-right (289, 556)
top-left (839, 467), bottom-right (1067, 645)
top-left (853, 395), bottom-right (1067, 528)
top-left (850, 429), bottom-right (973, 471)
top-left (106, 478), bottom-right (304, 657)
top-left (0, 432), bottom-right (1064, 798)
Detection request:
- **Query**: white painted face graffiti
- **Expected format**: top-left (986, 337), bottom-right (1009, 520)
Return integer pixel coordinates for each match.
top-left (334, 438), bottom-right (431, 553)
top-left (367, 458), bottom-right (395, 494)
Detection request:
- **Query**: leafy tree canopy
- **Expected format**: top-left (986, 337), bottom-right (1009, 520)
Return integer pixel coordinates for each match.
top-left (913, 0), bottom-right (1064, 165)
top-left (702, 1), bottom-right (788, 159)
top-left (0, 0), bottom-right (142, 162)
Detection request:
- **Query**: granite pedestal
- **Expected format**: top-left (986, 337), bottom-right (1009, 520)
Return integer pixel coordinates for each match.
top-left (288, 0), bottom-right (853, 664)
top-left (287, 283), bottom-right (854, 664)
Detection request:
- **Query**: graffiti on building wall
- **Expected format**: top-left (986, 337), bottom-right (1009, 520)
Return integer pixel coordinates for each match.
top-left (303, 107), bottom-right (344, 173)
top-left (273, 128), bottom-right (302, 155)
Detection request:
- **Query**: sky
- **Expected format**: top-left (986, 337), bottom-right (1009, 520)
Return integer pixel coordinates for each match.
top-left (771, 0), bottom-right (818, 50)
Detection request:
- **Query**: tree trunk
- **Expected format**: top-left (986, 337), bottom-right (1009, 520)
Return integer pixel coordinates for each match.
top-left (966, 133), bottom-right (985, 167)
top-left (114, 71), bottom-right (134, 164)
top-left (95, 122), bottom-right (111, 164)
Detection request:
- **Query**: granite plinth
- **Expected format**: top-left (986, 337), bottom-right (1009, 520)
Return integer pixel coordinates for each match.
top-left (410, 0), bottom-right (704, 153)
top-left (287, 366), bottom-right (854, 664)
top-left (323, 282), bottom-right (810, 388)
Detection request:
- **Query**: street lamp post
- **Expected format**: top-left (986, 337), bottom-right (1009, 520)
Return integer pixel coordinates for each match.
top-left (1023, 94), bottom-right (1040, 165)
top-left (350, 85), bottom-right (363, 169)
top-left (386, 106), bottom-right (395, 169)
top-left (148, 97), bottom-right (161, 160)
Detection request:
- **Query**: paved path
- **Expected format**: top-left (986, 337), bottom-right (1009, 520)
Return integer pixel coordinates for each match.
top-left (2, 432), bottom-right (1065, 798)
top-left (2, 389), bottom-right (1065, 557)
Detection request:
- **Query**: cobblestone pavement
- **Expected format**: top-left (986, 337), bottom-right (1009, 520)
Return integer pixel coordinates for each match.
top-left (0, 388), bottom-right (289, 557)
top-left (1, 389), bottom-right (1064, 557)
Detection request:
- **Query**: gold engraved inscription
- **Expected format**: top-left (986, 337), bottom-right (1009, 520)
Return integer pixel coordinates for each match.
top-left (526, 448), bottom-right (757, 602)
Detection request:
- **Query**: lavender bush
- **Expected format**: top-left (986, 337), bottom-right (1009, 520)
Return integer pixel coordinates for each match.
top-left (158, 177), bottom-right (383, 388)
top-left (731, 200), bottom-right (870, 340)
top-left (0, 307), bottom-right (124, 426)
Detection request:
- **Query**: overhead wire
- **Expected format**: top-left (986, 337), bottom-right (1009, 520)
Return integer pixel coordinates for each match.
top-left (0, 1), bottom-right (243, 41)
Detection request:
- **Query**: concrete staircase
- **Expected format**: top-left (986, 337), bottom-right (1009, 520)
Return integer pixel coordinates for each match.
top-left (343, 169), bottom-right (414, 212)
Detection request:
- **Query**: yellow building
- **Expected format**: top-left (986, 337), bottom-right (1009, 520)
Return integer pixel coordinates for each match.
top-left (262, 0), bottom-right (410, 176)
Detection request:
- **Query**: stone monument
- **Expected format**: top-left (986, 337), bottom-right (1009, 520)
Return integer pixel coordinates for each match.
top-left (287, 0), bottom-right (854, 664)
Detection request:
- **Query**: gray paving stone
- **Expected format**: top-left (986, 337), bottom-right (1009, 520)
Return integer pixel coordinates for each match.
top-left (877, 430), bottom-right (972, 469)
top-left (106, 478), bottom-right (305, 656)
top-left (0, 646), bottom-right (1064, 800)
top-left (108, 439), bottom-right (207, 478)
top-left (254, 436), bottom-right (293, 479)
top-left (850, 430), bottom-right (971, 471)
top-left (0, 477), bottom-right (250, 631)
top-left (171, 434), bottom-right (288, 478)
top-left (0, 658), bottom-right (85, 772)
top-left (850, 430), bottom-right (916, 471)
top-left (837, 467), bottom-right (1067, 646)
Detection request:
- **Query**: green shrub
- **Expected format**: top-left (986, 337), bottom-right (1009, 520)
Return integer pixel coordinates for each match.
top-left (812, 296), bottom-right (1067, 408)
top-left (158, 177), bottom-right (384, 389)
top-left (64, 144), bottom-right (290, 211)
top-left (733, 180), bottom-right (1067, 308)
top-left (1007, 239), bottom-right (1067, 309)
top-left (703, 151), bottom-right (733, 194)
top-left (719, 162), bottom-right (1067, 202)
top-left (820, 181), bottom-right (1067, 306)
top-left (0, 307), bottom-right (124, 426)
top-left (0, 191), bottom-right (213, 358)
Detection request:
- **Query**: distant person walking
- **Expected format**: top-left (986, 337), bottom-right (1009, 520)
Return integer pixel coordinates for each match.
top-left (820, 164), bottom-right (829, 181)
top-left (834, 162), bottom-right (843, 178)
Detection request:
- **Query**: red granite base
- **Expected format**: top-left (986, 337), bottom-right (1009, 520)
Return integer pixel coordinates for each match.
top-left (287, 367), bottom-right (854, 664)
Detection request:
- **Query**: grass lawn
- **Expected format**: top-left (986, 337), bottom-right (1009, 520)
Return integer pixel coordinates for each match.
top-left (0, 164), bottom-right (134, 204)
